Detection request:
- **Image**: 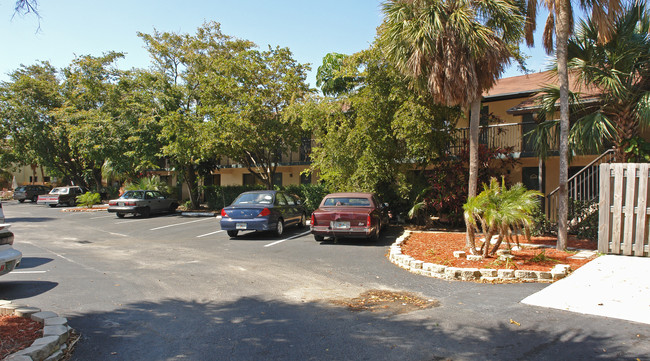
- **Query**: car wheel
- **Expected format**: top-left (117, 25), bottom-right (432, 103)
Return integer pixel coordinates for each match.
top-left (274, 219), bottom-right (284, 237)
top-left (370, 220), bottom-right (380, 241)
top-left (227, 230), bottom-right (238, 238)
top-left (68, 199), bottom-right (76, 207)
top-left (48, 204), bottom-right (57, 208)
top-left (18, 199), bottom-right (25, 203)
top-left (140, 207), bottom-right (151, 218)
top-left (116, 213), bottom-right (125, 219)
top-left (32, 196), bottom-right (38, 202)
top-left (314, 234), bottom-right (325, 242)
top-left (169, 203), bottom-right (179, 213)
top-left (298, 213), bottom-right (306, 228)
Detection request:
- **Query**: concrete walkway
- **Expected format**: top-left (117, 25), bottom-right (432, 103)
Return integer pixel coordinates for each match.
top-left (522, 255), bottom-right (650, 325)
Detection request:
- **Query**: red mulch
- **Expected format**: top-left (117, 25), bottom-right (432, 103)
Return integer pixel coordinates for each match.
top-left (401, 232), bottom-right (597, 272)
top-left (0, 315), bottom-right (43, 358)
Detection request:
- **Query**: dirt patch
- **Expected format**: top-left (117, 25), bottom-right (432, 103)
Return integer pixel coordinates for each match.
top-left (330, 290), bottom-right (439, 315)
top-left (0, 315), bottom-right (43, 358)
top-left (400, 232), bottom-right (596, 272)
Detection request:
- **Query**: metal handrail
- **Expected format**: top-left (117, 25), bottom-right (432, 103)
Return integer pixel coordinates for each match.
top-left (545, 148), bottom-right (616, 222)
top-left (546, 148), bottom-right (616, 198)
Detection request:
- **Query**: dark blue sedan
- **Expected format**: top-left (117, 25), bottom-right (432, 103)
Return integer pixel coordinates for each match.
top-left (220, 190), bottom-right (306, 238)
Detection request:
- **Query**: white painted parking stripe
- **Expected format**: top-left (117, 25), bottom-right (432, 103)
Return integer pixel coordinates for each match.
top-left (197, 230), bottom-right (224, 238)
top-left (11, 271), bottom-right (47, 274)
top-left (89, 215), bottom-right (115, 220)
top-left (150, 218), bottom-right (213, 231)
top-left (264, 231), bottom-right (312, 247)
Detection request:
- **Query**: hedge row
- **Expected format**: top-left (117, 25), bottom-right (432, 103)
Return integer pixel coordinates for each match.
top-left (202, 184), bottom-right (330, 213)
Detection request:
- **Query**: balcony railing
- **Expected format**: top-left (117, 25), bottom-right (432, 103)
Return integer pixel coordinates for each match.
top-left (450, 122), bottom-right (558, 157)
top-left (218, 139), bottom-right (315, 168)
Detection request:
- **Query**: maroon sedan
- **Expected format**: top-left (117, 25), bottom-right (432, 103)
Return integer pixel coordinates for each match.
top-left (310, 192), bottom-right (389, 241)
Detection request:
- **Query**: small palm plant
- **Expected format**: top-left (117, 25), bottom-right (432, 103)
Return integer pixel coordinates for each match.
top-left (464, 178), bottom-right (542, 257)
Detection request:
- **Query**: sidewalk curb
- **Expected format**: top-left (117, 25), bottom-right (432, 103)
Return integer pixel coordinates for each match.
top-left (1, 300), bottom-right (74, 361)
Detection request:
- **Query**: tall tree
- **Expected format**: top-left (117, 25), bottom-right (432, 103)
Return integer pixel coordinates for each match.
top-left (380, 0), bottom-right (525, 253)
top-left (207, 46), bottom-right (311, 189)
top-left (524, 0), bottom-right (622, 250)
top-left (293, 46), bottom-right (459, 199)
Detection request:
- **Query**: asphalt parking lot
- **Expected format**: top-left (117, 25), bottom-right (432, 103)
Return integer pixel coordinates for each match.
top-left (2, 201), bottom-right (650, 361)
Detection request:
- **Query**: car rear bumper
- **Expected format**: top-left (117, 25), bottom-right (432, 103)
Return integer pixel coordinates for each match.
top-left (311, 225), bottom-right (375, 238)
top-left (107, 206), bottom-right (141, 214)
top-left (0, 247), bottom-right (22, 276)
top-left (220, 217), bottom-right (273, 232)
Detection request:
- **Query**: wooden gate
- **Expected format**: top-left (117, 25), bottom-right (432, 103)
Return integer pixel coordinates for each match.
top-left (598, 163), bottom-right (650, 256)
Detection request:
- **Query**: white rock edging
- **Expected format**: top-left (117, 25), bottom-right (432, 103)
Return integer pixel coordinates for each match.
top-left (388, 231), bottom-right (570, 283)
top-left (1, 300), bottom-right (73, 361)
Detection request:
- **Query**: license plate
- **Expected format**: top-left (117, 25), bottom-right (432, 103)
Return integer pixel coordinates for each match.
top-left (118, 202), bottom-right (124, 206)
top-left (236, 223), bottom-right (247, 230)
top-left (331, 221), bottom-right (350, 229)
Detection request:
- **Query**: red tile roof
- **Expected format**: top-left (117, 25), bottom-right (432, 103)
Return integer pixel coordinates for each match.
top-left (484, 70), bottom-right (600, 98)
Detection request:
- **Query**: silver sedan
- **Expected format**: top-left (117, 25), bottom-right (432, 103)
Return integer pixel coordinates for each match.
top-left (107, 190), bottom-right (178, 218)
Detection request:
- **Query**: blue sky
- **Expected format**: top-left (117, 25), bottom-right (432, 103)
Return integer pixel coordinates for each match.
top-left (1, 0), bottom-right (554, 88)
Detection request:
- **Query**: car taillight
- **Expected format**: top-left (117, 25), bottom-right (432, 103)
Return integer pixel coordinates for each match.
top-left (125, 201), bottom-right (136, 206)
top-left (258, 208), bottom-right (271, 217)
top-left (311, 213), bottom-right (316, 226)
top-left (109, 200), bottom-right (117, 206)
top-left (367, 214), bottom-right (372, 227)
top-left (221, 209), bottom-right (228, 217)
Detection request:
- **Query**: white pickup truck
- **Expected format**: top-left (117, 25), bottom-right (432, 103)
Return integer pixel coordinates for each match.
top-left (0, 202), bottom-right (21, 276)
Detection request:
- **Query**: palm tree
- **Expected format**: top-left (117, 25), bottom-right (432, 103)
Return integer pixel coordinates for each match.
top-left (566, 3), bottom-right (650, 162)
top-left (380, 0), bottom-right (525, 253)
top-left (464, 178), bottom-right (542, 257)
top-left (523, 0), bottom-right (622, 250)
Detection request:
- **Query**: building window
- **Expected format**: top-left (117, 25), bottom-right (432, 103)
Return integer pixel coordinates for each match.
top-left (300, 173), bottom-right (311, 185)
top-left (43, 176), bottom-right (50, 183)
top-left (212, 174), bottom-right (221, 186)
top-left (243, 173), bottom-right (257, 186)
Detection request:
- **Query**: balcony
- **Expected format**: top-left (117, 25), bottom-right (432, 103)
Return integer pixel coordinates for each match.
top-left (218, 138), bottom-right (315, 168)
top-left (450, 122), bottom-right (558, 157)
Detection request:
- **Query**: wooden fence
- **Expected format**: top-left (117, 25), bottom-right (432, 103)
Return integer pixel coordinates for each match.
top-left (598, 163), bottom-right (650, 256)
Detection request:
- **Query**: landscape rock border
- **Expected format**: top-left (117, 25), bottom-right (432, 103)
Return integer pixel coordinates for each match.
top-left (388, 231), bottom-right (571, 283)
top-left (1, 300), bottom-right (73, 361)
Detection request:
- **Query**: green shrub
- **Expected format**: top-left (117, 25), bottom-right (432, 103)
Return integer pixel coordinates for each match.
top-left (568, 199), bottom-right (599, 241)
top-left (124, 176), bottom-right (171, 194)
top-left (76, 192), bottom-right (101, 208)
top-left (202, 183), bottom-right (330, 212)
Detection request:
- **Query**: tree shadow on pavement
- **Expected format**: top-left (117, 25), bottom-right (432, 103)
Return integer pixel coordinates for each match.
top-left (64, 296), bottom-right (644, 361)
top-left (0, 281), bottom-right (58, 299)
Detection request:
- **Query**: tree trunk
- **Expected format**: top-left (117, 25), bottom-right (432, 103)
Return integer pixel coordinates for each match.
top-left (465, 99), bottom-right (482, 253)
top-left (184, 164), bottom-right (199, 209)
top-left (555, 1), bottom-right (571, 251)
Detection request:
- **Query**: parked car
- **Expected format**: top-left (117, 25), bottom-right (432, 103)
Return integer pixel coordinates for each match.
top-left (107, 190), bottom-right (179, 218)
top-left (220, 190), bottom-right (306, 238)
top-left (310, 192), bottom-right (389, 241)
top-left (37, 186), bottom-right (88, 207)
top-left (0, 202), bottom-right (21, 277)
top-left (13, 185), bottom-right (51, 203)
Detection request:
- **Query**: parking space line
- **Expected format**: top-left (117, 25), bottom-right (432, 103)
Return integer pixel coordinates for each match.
top-left (264, 231), bottom-right (312, 247)
top-left (150, 218), bottom-right (213, 231)
top-left (197, 230), bottom-right (224, 238)
top-left (89, 215), bottom-right (115, 220)
top-left (11, 271), bottom-right (47, 274)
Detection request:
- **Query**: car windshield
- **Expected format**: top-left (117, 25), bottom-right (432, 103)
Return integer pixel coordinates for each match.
top-left (120, 191), bottom-right (144, 200)
top-left (50, 188), bottom-right (69, 195)
top-left (323, 197), bottom-right (371, 207)
top-left (233, 193), bottom-right (274, 205)
top-left (15, 187), bottom-right (25, 192)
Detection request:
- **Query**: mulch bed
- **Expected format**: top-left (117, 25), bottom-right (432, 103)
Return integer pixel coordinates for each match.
top-left (0, 315), bottom-right (43, 359)
top-left (400, 232), bottom-right (597, 272)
